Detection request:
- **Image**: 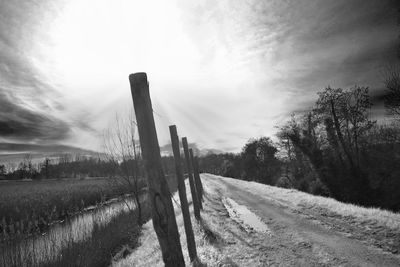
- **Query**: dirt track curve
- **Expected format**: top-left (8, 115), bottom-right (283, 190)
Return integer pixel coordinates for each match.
top-left (202, 174), bottom-right (400, 267)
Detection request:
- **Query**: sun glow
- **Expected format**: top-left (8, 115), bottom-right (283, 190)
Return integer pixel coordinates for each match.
top-left (39, 0), bottom-right (258, 150)
top-left (47, 0), bottom-right (201, 95)
top-left (29, 0), bottom-right (289, 151)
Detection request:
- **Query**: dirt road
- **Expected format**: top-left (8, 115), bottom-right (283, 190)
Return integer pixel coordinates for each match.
top-left (202, 174), bottom-right (400, 266)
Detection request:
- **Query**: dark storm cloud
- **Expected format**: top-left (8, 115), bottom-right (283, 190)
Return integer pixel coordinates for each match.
top-left (283, 38), bottom-right (398, 91)
top-left (0, 142), bottom-right (104, 165)
top-left (295, 0), bottom-right (397, 42)
top-left (0, 142), bottom-right (95, 154)
top-left (0, 91), bottom-right (70, 141)
top-left (0, 1), bottom-right (69, 141)
top-left (0, 0), bottom-right (94, 143)
top-left (277, 0), bottom-right (399, 90)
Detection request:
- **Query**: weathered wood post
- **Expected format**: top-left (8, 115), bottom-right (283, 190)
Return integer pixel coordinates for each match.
top-left (129, 73), bottom-right (185, 267)
top-left (169, 125), bottom-right (198, 262)
top-left (194, 156), bottom-right (204, 198)
top-left (190, 149), bottom-right (204, 201)
top-left (182, 137), bottom-right (201, 219)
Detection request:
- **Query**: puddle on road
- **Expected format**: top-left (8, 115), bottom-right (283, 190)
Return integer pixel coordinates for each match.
top-left (222, 197), bottom-right (271, 235)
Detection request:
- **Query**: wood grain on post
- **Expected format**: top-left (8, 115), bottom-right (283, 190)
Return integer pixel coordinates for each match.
top-left (169, 125), bottom-right (197, 262)
top-left (190, 151), bottom-right (204, 201)
top-left (195, 156), bottom-right (204, 198)
top-left (182, 137), bottom-right (201, 220)
top-left (129, 73), bottom-right (184, 267)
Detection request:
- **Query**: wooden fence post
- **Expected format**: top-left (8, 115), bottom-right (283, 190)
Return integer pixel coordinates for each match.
top-left (169, 125), bottom-right (197, 262)
top-left (195, 156), bottom-right (204, 198)
top-left (190, 150), bottom-right (204, 201)
top-left (129, 73), bottom-right (185, 267)
top-left (182, 137), bottom-right (201, 219)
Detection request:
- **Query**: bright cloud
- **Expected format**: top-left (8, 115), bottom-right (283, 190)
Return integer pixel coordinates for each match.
top-left (0, 0), bottom-right (398, 153)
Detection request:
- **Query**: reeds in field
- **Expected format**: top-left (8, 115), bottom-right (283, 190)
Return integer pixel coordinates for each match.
top-left (0, 198), bottom-right (150, 267)
top-left (0, 178), bottom-right (145, 239)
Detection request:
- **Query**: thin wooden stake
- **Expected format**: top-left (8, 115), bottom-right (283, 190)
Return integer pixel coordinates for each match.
top-left (129, 73), bottom-right (184, 267)
top-left (169, 125), bottom-right (198, 262)
top-left (182, 137), bottom-right (201, 220)
top-left (191, 151), bottom-right (204, 201)
top-left (195, 156), bottom-right (204, 197)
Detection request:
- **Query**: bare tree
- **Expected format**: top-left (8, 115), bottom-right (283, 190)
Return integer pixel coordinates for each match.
top-left (103, 111), bottom-right (144, 225)
top-left (18, 154), bottom-right (36, 179)
top-left (0, 164), bottom-right (6, 178)
top-left (315, 86), bottom-right (374, 171)
top-left (383, 65), bottom-right (400, 119)
top-left (43, 158), bottom-right (50, 179)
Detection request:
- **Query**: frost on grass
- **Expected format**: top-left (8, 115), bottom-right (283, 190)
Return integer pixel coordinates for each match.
top-left (112, 181), bottom-right (225, 267)
top-left (207, 174), bottom-right (400, 231)
top-left (222, 197), bottom-right (271, 235)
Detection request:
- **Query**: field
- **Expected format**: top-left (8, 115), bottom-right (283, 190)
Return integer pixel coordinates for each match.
top-left (0, 174), bottom-right (181, 267)
top-left (0, 177), bottom-right (146, 266)
top-left (0, 178), bottom-right (138, 237)
top-left (1, 201), bottom-right (151, 267)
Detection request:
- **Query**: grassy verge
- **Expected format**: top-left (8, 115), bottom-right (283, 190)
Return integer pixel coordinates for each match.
top-left (112, 179), bottom-right (225, 267)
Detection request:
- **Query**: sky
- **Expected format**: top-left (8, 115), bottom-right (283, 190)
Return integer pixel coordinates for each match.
top-left (0, 0), bottom-right (399, 155)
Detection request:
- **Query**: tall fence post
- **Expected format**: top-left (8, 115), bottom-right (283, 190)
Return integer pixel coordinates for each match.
top-left (182, 137), bottom-right (201, 220)
top-left (169, 125), bottom-right (198, 262)
top-left (129, 73), bottom-right (185, 267)
top-left (190, 150), bottom-right (204, 201)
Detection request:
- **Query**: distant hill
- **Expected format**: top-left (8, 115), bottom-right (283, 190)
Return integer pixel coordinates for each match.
top-left (0, 143), bottom-right (104, 165)
top-left (159, 142), bottom-right (223, 157)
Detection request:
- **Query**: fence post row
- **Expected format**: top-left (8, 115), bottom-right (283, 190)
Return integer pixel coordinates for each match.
top-left (189, 149), bottom-right (203, 204)
top-left (182, 137), bottom-right (201, 220)
top-left (129, 73), bottom-right (185, 267)
top-left (169, 125), bottom-right (198, 262)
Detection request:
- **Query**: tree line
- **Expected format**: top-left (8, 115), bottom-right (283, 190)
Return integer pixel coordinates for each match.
top-left (0, 155), bottom-right (117, 180)
top-left (198, 72), bottom-right (400, 212)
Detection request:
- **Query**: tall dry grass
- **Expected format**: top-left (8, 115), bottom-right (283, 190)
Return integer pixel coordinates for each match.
top-left (1, 199), bottom-right (150, 267)
top-left (0, 178), bottom-right (141, 239)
